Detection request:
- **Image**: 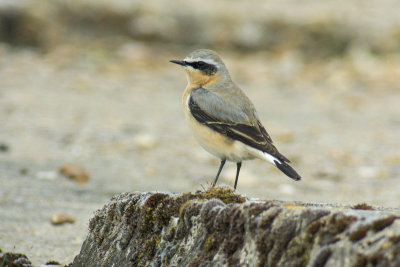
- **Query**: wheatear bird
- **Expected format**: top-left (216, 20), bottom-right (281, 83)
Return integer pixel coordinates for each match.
top-left (170, 49), bottom-right (301, 190)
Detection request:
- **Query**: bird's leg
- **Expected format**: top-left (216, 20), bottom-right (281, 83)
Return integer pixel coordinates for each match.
top-left (212, 159), bottom-right (226, 187)
top-left (233, 162), bottom-right (242, 190)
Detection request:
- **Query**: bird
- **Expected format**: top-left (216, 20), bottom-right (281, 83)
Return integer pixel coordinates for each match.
top-left (170, 49), bottom-right (301, 190)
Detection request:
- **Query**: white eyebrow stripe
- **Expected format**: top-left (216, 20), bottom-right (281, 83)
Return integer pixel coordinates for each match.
top-left (203, 59), bottom-right (218, 65)
top-left (184, 58), bottom-right (218, 66)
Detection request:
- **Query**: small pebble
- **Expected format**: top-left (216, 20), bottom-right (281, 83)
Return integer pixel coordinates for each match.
top-left (36, 171), bottom-right (58, 180)
top-left (134, 134), bottom-right (157, 150)
top-left (45, 260), bottom-right (61, 265)
top-left (20, 168), bottom-right (29, 175)
top-left (358, 166), bottom-right (379, 179)
top-left (59, 163), bottom-right (90, 184)
top-left (0, 142), bottom-right (9, 152)
top-left (50, 212), bottom-right (75, 225)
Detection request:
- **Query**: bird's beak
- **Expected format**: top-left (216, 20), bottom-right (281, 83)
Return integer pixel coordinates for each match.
top-left (169, 60), bottom-right (187, 66)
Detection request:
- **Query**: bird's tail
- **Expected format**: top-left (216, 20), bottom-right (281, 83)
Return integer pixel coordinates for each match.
top-left (273, 160), bottom-right (301, 181)
top-left (260, 151), bottom-right (301, 181)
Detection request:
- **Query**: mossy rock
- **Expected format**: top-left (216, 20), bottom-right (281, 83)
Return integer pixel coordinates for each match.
top-left (72, 190), bottom-right (400, 267)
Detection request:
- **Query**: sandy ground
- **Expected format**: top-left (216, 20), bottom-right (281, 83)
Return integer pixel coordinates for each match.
top-left (1, 42), bottom-right (400, 265)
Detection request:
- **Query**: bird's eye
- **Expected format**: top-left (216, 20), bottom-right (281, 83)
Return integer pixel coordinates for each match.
top-left (194, 61), bottom-right (209, 70)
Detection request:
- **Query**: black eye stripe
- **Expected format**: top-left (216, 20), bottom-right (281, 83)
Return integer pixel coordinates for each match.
top-left (185, 61), bottom-right (217, 75)
top-left (186, 61), bottom-right (210, 70)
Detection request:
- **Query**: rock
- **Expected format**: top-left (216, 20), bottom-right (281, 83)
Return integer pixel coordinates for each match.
top-left (19, 168), bottom-right (29, 175)
top-left (133, 133), bottom-right (157, 150)
top-left (59, 163), bottom-right (90, 184)
top-left (0, 142), bottom-right (9, 152)
top-left (36, 170), bottom-right (58, 180)
top-left (353, 203), bottom-right (375, 211)
top-left (45, 260), bottom-right (62, 265)
top-left (0, 250), bottom-right (32, 267)
top-left (72, 188), bottom-right (400, 267)
top-left (357, 166), bottom-right (379, 179)
top-left (50, 212), bottom-right (76, 225)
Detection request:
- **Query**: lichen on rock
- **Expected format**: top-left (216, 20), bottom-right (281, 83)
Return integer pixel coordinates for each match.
top-left (72, 189), bottom-right (400, 267)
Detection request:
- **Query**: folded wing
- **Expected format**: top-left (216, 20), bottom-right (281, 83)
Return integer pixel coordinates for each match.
top-left (189, 87), bottom-right (290, 163)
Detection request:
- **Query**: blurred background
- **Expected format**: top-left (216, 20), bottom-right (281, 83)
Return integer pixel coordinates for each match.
top-left (1, 0), bottom-right (400, 265)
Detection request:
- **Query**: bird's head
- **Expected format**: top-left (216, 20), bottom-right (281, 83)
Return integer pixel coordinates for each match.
top-left (170, 49), bottom-right (230, 86)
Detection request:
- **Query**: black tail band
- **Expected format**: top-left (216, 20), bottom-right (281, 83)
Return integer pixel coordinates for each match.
top-left (274, 160), bottom-right (301, 181)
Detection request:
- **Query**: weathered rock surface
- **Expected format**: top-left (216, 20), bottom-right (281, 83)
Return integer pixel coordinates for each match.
top-left (72, 188), bottom-right (400, 267)
top-left (0, 250), bottom-right (32, 267)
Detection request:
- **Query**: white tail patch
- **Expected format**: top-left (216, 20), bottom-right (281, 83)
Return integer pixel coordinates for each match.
top-left (246, 146), bottom-right (281, 165)
top-left (262, 152), bottom-right (282, 165)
